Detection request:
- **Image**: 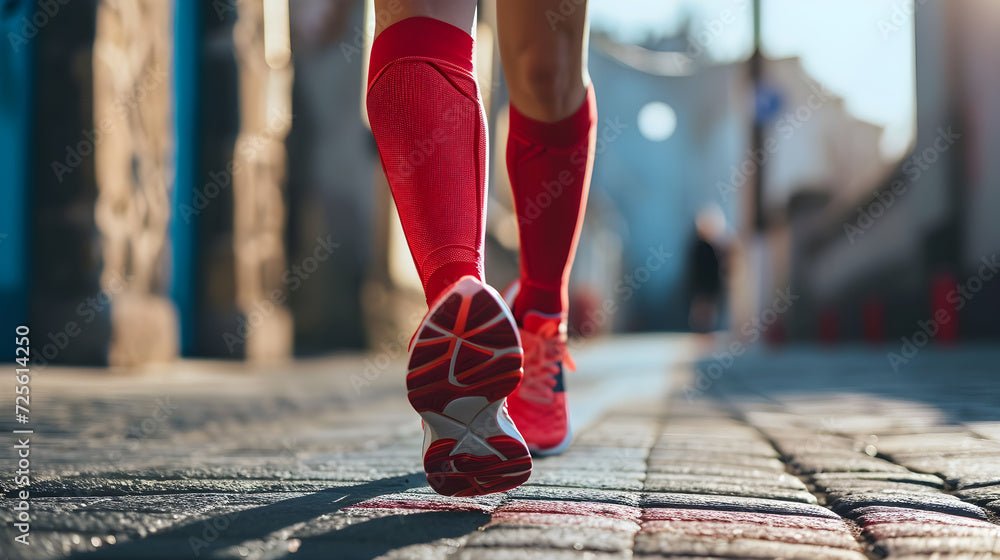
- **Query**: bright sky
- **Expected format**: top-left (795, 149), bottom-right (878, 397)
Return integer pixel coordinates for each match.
top-left (590, 0), bottom-right (916, 156)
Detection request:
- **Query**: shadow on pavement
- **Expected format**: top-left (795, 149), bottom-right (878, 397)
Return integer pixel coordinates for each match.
top-left (64, 473), bottom-right (425, 560)
top-left (293, 510), bottom-right (491, 559)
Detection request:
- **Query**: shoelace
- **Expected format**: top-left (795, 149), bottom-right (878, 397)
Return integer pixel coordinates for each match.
top-left (518, 325), bottom-right (576, 404)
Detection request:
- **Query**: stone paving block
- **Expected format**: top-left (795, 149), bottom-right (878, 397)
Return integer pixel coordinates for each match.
top-left (22, 477), bottom-right (360, 498)
top-left (359, 542), bottom-right (463, 560)
top-left (643, 462), bottom-right (794, 480)
top-left (810, 471), bottom-right (944, 487)
top-left (291, 509), bottom-right (491, 552)
top-left (531, 456), bottom-right (648, 473)
top-left (864, 522), bottom-right (1000, 540)
top-left (642, 476), bottom-right (816, 504)
top-left (287, 509), bottom-right (406, 539)
top-left (569, 435), bottom-right (659, 448)
top-left (348, 494), bottom-right (499, 513)
top-left (488, 513), bottom-right (639, 533)
top-left (642, 508), bottom-right (849, 527)
top-left (967, 421), bottom-right (1000, 442)
top-left (466, 525), bottom-right (635, 552)
top-left (955, 484), bottom-right (1000, 505)
top-left (786, 452), bottom-right (912, 475)
top-left (851, 505), bottom-right (999, 528)
top-left (572, 423), bottom-right (659, 448)
top-left (5, 510), bottom-right (181, 539)
top-left (507, 486), bottom-right (642, 507)
top-left (764, 433), bottom-right (858, 450)
top-left (891, 451), bottom-right (1000, 465)
top-left (640, 520), bottom-right (857, 549)
top-left (657, 427), bottom-right (765, 440)
top-left (524, 470), bottom-right (645, 491)
top-left (646, 450), bottom-right (786, 471)
top-left (494, 499), bottom-right (641, 521)
top-left (651, 439), bottom-right (779, 457)
top-left (892, 457), bottom-right (1000, 487)
top-left (645, 471), bottom-right (806, 490)
top-left (641, 508), bottom-right (860, 549)
top-left (830, 492), bottom-right (990, 519)
top-left (1, 530), bottom-right (139, 560)
top-left (378, 489), bottom-right (507, 509)
top-left (454, 548), bottom-right (627, 559)
top-left (875, 536), bottom-right (1000, 556)
top-left (821, 481), bottom-right (945, 499)
top-left (550, 446), bottom-right (652, 459)
top-left (873, 432), bottom-right (1000, 451)
top-left (632, 533), bottom-right (867, 559)
top-left (640, 492), bottom-right (839, 519)
top-left (951, 473), bottom-right (1000, 489)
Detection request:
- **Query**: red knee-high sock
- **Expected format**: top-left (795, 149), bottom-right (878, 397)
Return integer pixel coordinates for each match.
top-left (507, 86), bottom-right (596, 321)
top-left (366, 17), bottom-right (487, 304)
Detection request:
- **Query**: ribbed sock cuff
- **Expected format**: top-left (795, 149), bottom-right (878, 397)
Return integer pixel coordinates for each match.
top-left (368, 16), bottom-right (474, 87)
top-left (508, 85), bottom-right (596, 148)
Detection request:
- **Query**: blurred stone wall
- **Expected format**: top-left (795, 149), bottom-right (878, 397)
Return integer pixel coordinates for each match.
top-left (231, 0), bottom-right (293, 362)
top-left (92, 0), bottom-right (178, 366)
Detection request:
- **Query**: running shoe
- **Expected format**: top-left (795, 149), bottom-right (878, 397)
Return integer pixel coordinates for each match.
top-left (407, 276), bottom-right (532, 496)
top-left (504, 282), bottom-right (576, 456)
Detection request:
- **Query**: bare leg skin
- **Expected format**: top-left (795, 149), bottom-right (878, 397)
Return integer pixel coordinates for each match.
top-left (497, 0), bottom-right (591, 122)
top-left (373, 0), bottom-right (476, 37)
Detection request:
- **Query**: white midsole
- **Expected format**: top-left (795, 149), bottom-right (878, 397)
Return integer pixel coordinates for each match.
top-left (421, 396), bottom-right (527, 462)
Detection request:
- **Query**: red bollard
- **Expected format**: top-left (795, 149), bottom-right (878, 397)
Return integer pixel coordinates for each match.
top-left (765, 319), bottom-right (786, 346)
top-left (862, 297), bottom-right (885, 345)
top-left (931, 272), bottom-right (959, 344)
top-left (819, 308), bottom-right (838, 345)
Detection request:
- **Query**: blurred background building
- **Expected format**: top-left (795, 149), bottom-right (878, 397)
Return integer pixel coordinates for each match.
top-left (1, 0), bottom-right (997, 368)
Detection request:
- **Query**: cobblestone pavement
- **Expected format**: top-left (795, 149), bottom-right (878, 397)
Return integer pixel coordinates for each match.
top-left (3, 337), bottom-right (1000, 559)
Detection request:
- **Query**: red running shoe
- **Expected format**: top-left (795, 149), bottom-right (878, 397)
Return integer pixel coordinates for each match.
top-left (504, 282), bottom-right (576, 456)
top-left (407, 276), bottom-right (532, 496)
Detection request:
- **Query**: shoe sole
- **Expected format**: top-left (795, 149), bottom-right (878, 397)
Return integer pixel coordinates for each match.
top-left (407, 277), bottom-right (532, 496)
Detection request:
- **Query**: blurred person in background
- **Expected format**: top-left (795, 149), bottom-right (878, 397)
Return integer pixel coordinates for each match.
top-left (686, 205), bottom-right (728, 334)
top-left (365, 0), bottom-right (596, 496)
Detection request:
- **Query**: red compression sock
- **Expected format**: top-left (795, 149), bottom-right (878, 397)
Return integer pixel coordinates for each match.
top-left (507, 85), bottom-right (597, 321)
top-left (366, 17), bottom-right (487, 305)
